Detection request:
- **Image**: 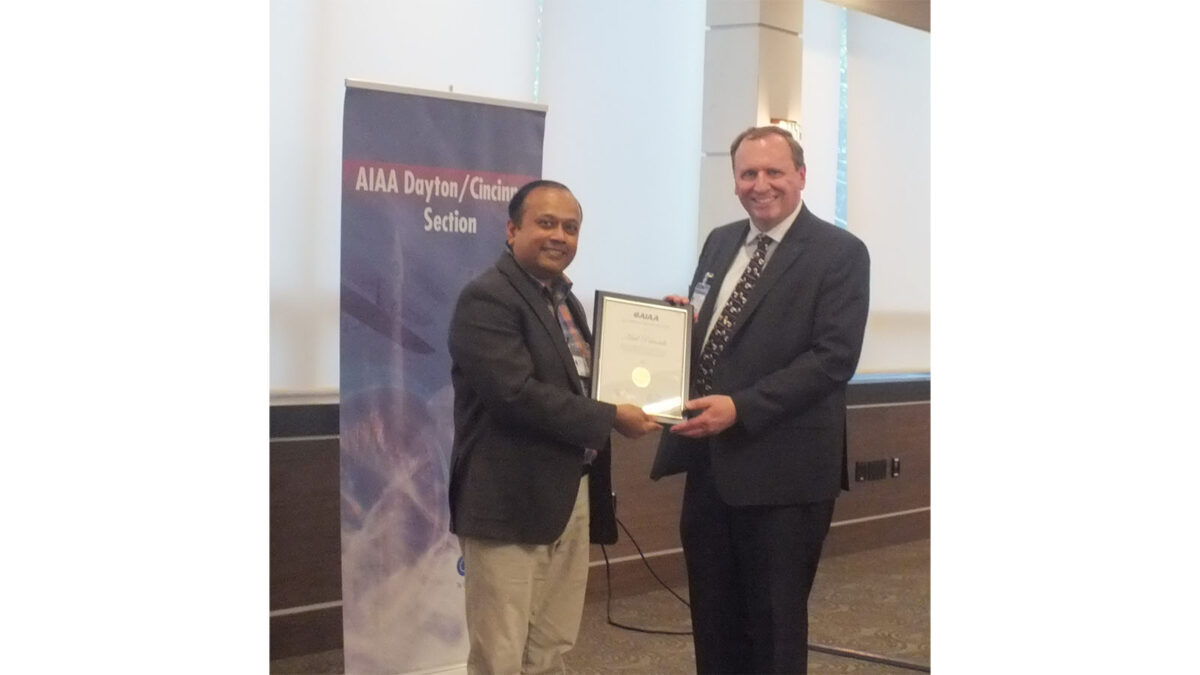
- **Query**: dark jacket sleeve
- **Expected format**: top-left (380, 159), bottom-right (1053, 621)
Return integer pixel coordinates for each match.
top-left (448, 278), bottom-right (616, 448)
top-left (730, 235), bottom-right (871, 435)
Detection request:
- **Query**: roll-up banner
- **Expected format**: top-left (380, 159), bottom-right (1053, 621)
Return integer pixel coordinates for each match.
top-left (339, 81), bottom-right (546, 674)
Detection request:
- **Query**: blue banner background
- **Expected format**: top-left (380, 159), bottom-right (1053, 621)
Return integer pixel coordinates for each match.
top-left (339, 85), bottom-right (544, 673)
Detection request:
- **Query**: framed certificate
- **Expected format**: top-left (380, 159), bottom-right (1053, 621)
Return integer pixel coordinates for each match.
top-left (591, 291), bottom-right (692, 424)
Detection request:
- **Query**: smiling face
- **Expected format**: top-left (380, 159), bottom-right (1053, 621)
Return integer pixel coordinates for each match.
top-left (506, 186), bottom-right (582, 281)
top-left (732, 134), bottom-right (806, 231)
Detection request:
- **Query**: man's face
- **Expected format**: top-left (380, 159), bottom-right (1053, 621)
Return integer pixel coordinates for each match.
top-left (732, 135), bottom-right (806, 231)
top-left (506, 186), bottom-right (582, 281)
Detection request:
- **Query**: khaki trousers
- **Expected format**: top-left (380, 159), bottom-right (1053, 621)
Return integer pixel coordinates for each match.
top-left (459, 476), bottom-right (591, 675)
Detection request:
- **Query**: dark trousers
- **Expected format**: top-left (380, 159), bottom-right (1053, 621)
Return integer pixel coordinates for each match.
top-left (681, 459), bottom-right (836, 674)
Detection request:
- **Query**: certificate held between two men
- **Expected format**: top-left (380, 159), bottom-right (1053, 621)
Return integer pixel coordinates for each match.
top-left (589, 291), bottom-right (692, 425)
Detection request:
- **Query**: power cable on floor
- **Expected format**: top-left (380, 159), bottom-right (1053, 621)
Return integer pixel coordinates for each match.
top-left (599, 517), bottom-right (691, 635)
top-left (600, 516), bottom-right (931, 672)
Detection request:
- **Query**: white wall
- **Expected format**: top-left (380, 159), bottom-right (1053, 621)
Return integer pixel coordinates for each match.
top-left (269, 0), bottom-right (925, 395)
top-left (798, 0), bottom-right (843, 221)
top-left (537, 0), bottom-right (706, 322)
top-left (270, 0), bottom-right (704, 397)
top-left (845, 9), bottom-right (931, 372)
top-left (700, 0), bottom-right (929, 374)
top-left (270, 0), bottom-right (540, 397)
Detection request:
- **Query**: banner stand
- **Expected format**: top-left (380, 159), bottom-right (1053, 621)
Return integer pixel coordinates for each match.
top-left (339, 80), bottom-right (546, 674)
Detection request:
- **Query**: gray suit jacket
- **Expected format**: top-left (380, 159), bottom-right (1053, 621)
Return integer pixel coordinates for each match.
top-left (448, 252), bottom-right (618, 545)
top-left (653, 204), bottom-right (870, 506)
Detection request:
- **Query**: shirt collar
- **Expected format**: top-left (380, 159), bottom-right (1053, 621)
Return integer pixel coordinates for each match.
top-left (745, 199), bottom-right (803, 247)
top-left (505, 248), bottom-right (572, 299)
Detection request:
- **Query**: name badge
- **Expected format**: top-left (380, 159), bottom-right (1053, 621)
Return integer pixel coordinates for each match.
top-left (690, 273), bottom-right (714, 320)
top-left (573, 354), bottom-right (591, 378)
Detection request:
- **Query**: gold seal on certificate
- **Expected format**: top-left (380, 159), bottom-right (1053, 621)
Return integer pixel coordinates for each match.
top-left (590, 291), bottom-right (692, 424)
top-left (631, 366), bottom-right (651, 388)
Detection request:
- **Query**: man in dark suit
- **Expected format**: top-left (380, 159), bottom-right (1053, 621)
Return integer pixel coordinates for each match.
top-left (448, 180), bottom-right (659, 674)
top-left (659, 127), bottom-right (871, 673)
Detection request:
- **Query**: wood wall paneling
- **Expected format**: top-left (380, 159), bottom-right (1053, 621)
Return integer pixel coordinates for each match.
top-left (839, 403), bottom-right (931, 520)
top-left (270, 437), bottom-right (342, 610)
top-left (601, 431), bottom-right (686, 562)
top-left (270, 607), bottom-right (343, 660)
top-left (269, 382), bottom-right (929, 657)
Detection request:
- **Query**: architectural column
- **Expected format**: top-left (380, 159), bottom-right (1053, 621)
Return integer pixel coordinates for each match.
top-left (699, 0), bottom-right (805, 245)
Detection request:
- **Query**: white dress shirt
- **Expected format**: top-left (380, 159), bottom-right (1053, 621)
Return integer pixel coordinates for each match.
top-left (702, 200), bottom-right (804, 346)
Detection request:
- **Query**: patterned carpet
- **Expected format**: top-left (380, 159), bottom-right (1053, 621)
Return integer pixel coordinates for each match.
top-left (271, 539), bottom-right (930, 674)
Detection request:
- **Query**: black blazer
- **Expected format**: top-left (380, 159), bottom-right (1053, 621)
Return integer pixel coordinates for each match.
top-left (654, 204), bottom-right (870, 506)
top-left (448, 252), bottom-right (618, 545)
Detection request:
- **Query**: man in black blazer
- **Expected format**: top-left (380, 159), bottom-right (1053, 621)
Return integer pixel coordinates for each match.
top-left (659, 127), bottom-right (870, 673)
top-left (448, 180), bottom-right (659, 674)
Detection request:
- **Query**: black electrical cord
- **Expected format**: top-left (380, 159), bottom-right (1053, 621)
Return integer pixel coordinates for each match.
top-left (599, 517), bottom-right (692, 635)
top-left (601, 516), bottom-right (931, 672)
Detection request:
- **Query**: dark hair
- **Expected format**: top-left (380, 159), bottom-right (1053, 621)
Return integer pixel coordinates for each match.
top-left (729, 126), bottom-right (805, 170)
top-left (507, 179), bottom-right (579, 224)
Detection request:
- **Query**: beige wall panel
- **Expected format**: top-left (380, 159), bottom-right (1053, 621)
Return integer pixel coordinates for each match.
top-left (824, 0), bottom-right (929, 32)
top-left (701, 27), bottom-right (761, 154)
top-left (760, 0), bottom-right (805, 34)
top-left (859, 312), bottom-right (931, 374)
top-left (756, 26), bottom-right (804, 126)
top-left (708, 0), bottom-right (805, 32)
top-left (707, 0), bottom-right (763, 26)
top-left (699, 155), bottom-right (748, 248)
